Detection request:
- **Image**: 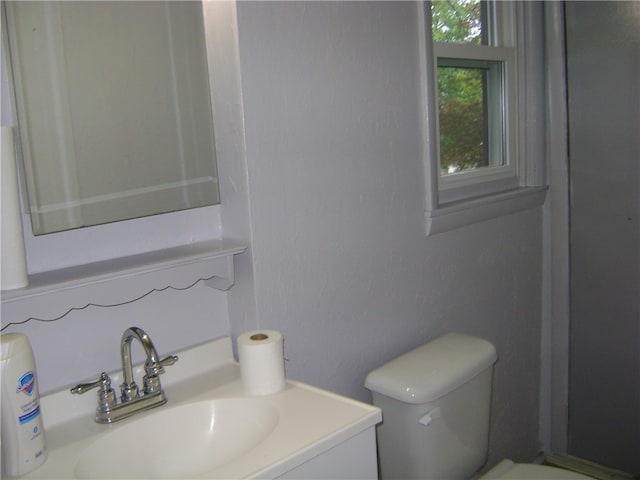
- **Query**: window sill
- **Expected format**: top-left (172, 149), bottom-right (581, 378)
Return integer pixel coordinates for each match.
top-left (1, 239), bottom-right (246, 326)
top-left (425, 186), bottom-right (548, 236)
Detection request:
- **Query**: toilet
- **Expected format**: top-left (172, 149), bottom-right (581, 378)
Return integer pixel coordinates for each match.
top-left (365, 333), bottom-right (593, 480)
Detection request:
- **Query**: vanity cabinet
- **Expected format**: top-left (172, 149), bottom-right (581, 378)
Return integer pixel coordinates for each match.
top-left (278, 428), bottom-right (378, 479)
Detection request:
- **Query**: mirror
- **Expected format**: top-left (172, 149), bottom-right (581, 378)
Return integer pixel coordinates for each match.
top-left (4, 1), bottom-right (219, 235)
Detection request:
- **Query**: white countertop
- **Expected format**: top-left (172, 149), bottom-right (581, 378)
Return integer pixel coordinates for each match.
top-left (19, 337), bottom-right (381, 479)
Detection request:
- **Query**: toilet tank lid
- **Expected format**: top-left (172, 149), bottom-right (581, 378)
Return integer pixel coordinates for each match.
top-left (364, 332), bottom-right (497, 404)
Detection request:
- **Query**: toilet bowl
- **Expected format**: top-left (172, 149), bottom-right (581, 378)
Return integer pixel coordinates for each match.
top-left (365, 333), bottom-right (593, 480)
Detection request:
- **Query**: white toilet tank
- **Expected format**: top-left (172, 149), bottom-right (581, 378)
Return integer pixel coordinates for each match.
top-left (365, 332), bottom-right (498, 480)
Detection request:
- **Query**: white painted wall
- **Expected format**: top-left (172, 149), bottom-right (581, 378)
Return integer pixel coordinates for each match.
top-left (234, 1), bottom-right (543, 466)
top-left (1, 1), bottom-right (546, 468)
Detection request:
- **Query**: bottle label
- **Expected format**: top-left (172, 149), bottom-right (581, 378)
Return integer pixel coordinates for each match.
top-left (19, 405), bottom-right (41, 425)
top-left (15, 371), bottom-right (42, 425)
top-left (16, 371), bottom-right (36, 396)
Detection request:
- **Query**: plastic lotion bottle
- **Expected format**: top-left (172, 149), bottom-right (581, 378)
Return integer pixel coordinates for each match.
top-left (1, 333), bottom-right (47, 477)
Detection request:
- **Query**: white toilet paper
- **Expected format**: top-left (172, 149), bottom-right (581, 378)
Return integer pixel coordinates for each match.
top-left (1, 126), bottom-right (29, 290)
top-left (238, 330), bottom-right (286, 396)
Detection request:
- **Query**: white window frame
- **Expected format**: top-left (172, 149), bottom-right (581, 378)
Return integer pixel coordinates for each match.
top-left (420, 1), bottom-right (547, 236)
top-left (436, 45), bottom-right (517, 200)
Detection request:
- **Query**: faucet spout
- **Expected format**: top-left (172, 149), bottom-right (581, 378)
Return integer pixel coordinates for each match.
top-left (72, 326), bottom-right (177, 423)
top-left (120, 327), bottom-right (161, 402)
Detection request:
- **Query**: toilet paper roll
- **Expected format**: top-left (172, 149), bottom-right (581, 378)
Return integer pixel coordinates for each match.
top-left (238, 330), bottom-right (286, 396)
top-left (1, 127), bottom-right (29, 290)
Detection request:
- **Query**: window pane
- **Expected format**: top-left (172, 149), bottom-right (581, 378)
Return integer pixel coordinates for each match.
top-left (431, 0), bottom-right (487, 45)
top-left (437, 59), bottom-right (505, 175)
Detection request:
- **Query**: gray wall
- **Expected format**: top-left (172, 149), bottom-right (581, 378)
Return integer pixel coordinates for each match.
top-left (234, 1), bottom-right (543, 467)
top-left (566, 1), bottom-right (640, 473)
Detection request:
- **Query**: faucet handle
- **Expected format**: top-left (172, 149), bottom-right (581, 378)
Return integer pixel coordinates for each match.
top-left (159, 354), bottom-right (179, 368)
top-left (145, 354), bottom-right (179, 376)
top-left (71, 372), bottom-right (113, 395)
top-left (71, 372), bottom-right (117, 416)
top-left (142, 355), bottom-right (178, 395)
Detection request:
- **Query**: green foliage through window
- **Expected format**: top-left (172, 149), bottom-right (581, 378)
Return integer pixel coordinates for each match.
top-left (438, 65), bottom-right (487, 174)
top-left (431, 0), bottom-right (485, 45)
top-left (432, 1), bottom-right (502, 176)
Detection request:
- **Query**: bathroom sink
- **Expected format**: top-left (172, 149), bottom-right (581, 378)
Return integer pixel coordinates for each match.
top-left (22, 338), bottom-right (381, 480)
top-left (74, 398), bottom-right (279, 479)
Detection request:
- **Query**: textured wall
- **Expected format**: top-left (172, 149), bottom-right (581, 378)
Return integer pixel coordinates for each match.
top-left (234, 1), bottom-right (543, 466)
top-left (1, 285), bottom-right (229, 394)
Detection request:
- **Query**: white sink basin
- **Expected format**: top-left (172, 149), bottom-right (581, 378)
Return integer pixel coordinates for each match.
top-left (74, 398), bottom-right (279, 479)
top-left (23, 339), bottom-right (381, 480)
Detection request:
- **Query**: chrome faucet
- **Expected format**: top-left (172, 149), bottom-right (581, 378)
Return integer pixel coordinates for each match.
top-left (71, 327), bottom-right (178, 423)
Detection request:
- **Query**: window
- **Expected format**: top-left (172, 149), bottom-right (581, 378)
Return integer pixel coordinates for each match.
top-left (421, 1), bottom-right (547, 235)
top-left (433, 0), bottom-right (516, 200)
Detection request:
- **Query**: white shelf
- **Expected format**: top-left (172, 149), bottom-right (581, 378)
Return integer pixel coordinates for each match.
top-left (1, 239), bottom-right (246, 324)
